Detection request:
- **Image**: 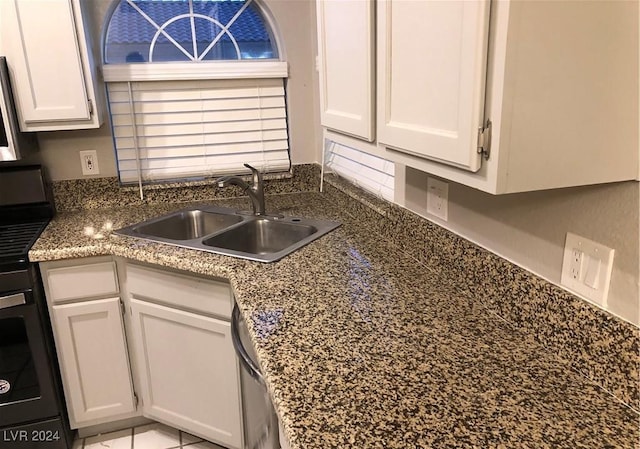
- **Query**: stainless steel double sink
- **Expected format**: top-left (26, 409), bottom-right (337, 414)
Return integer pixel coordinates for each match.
top-left (115, 206), bottom-right (341, 262)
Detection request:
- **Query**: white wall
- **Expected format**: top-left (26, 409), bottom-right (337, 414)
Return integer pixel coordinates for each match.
top-left (37, 0), bottom-right (320, 180)
top-left (266, 0), bottom-right (321, 166)
top-left (403, 167), bottom-right (639, 326)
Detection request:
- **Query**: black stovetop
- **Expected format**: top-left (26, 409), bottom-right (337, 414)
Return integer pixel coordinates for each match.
top-left (0, 220), bottom-right (49, 264)
top-left (0, 164), bottom-right (53, 267)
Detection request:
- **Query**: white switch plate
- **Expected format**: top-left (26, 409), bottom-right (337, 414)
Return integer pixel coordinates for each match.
top-left (426, 177), bottom-right (448, 221)
top-left (560, 232), bottom-right (614, 307)
top-left (79, 150), bottom-right (99, 176)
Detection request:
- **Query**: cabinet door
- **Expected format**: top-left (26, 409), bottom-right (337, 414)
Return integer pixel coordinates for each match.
top-left (377, 0), bottom-right (490, 172)
top-left (317, 0), bottom-right (375, 141)
top-left (130, 299), bottom-right (242, 449)
top-left (0, 0), bottom-right (93, 128)
top-left (52, 297), bottom-right (137, 426)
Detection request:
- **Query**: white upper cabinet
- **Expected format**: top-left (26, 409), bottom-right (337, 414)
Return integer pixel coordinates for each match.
top-left (316, 0), bottom-right (375, 141)
top-left (390, 0), bottom-right (639, 194)
top-left (377, 0), bottom-right (490, 172)
top-left (317, 0), bottom-right (639, 194)
top-left (0, 0), bottom-right (102, 131)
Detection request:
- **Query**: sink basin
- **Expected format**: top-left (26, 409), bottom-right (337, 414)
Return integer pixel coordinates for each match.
top-left (132, 209), bottom-right (243, 240)
top-left (115, 205), bottom-right (340, 263)
top-left (203, 219), bottom-right (317, 255)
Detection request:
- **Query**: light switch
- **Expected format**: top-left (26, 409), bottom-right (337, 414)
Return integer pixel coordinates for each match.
top-left (583, 255), bottom-right (601, 289)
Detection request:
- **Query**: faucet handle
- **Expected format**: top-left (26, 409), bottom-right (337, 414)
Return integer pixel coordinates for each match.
top-left (243, 163), bottom-right (263, 187)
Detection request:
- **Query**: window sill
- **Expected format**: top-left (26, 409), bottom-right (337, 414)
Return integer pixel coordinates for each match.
top-left (103, 61), bottom-right (288, 82)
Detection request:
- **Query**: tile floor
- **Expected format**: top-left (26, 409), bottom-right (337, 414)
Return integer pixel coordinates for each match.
top-left (74, 423), bottom-right (225, 449)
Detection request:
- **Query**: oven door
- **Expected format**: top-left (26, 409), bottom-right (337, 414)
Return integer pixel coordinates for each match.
top-left (0, 292), bottom-right (59, 427)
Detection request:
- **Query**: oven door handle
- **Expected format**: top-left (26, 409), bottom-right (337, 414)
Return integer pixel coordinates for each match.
top-left (0, 292), bottom-right (27, 309)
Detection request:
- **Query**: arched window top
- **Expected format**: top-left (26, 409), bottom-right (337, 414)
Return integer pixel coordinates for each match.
top-left (104, 0), bottom-right (279, 64)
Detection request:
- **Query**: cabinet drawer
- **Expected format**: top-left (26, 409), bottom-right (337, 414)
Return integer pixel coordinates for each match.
top-left (126, 264), bottom-right (231, 319)
top-left (45, 262), bottom-right (118, 304)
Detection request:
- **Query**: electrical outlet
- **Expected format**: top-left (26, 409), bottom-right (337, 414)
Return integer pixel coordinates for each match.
top-left (426, 177), bottom-right (448, 221)
top-left (560, 232), bottom-right (614, 307)
top-left (568, 248), bottom-right (583, 280)
top-left (79, 150), bottom-right (99, 176)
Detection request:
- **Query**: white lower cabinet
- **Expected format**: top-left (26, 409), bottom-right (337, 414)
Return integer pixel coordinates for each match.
top-left (41, 258), bottom-right (138, 429)
top-left (51, 298), bottom-right (137, 426)
top-left (122, 262), bottom-right (243, 448)
top-left (42, 258), bottom-right (245, 447)
top-left (129, 298), bottom-right (242, 449)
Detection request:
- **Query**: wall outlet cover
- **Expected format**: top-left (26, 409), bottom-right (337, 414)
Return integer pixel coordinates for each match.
top-left (426, 177), bottom-right (448, 221)
top-left (79, 150), bottom-right (99, 176)
top-left (560, 232), bottom-right (614, 308)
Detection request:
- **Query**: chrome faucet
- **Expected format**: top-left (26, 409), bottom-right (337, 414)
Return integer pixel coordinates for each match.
top-left (216, 163), bottom-right (266, 216)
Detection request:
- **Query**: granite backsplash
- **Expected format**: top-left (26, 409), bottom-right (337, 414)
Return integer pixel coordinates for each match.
top-left (51, 164), bottom-right (321, 212)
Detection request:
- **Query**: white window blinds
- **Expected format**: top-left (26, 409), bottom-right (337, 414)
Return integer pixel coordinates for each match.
top-left (325, 141), bottom-right (395, 202)
top-left (107, 78), bottom-right (290, 183)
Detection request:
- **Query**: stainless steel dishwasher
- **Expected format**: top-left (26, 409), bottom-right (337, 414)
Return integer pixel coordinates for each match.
top-left (231, 304), bottom-right (288, 449)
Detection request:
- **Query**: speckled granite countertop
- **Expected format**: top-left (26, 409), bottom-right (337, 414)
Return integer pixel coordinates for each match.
top-left (30, 190), bottom-right (639, 449)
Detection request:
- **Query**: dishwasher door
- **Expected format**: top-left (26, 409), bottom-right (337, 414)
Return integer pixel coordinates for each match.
top-left (232, 304), bottom-right (283, 449)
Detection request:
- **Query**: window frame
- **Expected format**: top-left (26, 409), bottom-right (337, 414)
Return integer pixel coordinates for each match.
top-left (101, 0), bottom-right (286, 68)
top-left (100, 0), bottom-right (291, 191)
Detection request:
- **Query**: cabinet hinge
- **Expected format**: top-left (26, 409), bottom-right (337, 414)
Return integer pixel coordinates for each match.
top-left (133, 392), bottom-right (139, 408)
top-left (477, 119), bottom-right (492, 160)
top-left (87, 99), bottom-right (93, 115)
top-left (119, 299), bottom-right (125, 316)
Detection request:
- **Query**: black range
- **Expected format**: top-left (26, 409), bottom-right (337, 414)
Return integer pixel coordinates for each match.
top-left (0, 164), bottom-right (72, 448)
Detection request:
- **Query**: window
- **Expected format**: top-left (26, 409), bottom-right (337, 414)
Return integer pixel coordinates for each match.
top-left (103, 0), bottom-right (290, 186)
top-left (324, 140), bottom-right (395, 202)
top-left (105, 0), bottom-right (277, 63)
